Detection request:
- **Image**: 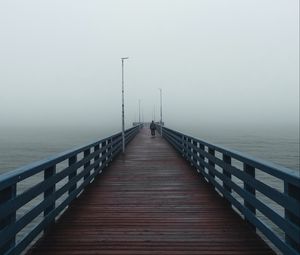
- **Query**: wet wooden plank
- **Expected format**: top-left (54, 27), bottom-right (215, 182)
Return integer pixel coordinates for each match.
top-left (27, 128), bottom-right (275, 255)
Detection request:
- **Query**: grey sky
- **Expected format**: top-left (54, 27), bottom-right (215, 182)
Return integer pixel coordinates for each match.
top-left (0, 0), bottom-right (299, 131)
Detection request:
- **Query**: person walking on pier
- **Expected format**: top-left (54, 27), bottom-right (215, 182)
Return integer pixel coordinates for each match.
top-left (150, 120), bottom-right (156, 137)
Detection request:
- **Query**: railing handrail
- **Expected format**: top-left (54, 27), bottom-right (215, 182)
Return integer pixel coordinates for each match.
top-left (160, 125), bottom-right (300, 255)
top-left (0, 125), bottom-right (141, 255)
top-left (0, 129), bottom-right (127, 186)
top-left (163, 126), bottom-right (300, 184)
top-left (0, 126), bottom-right (140, 191)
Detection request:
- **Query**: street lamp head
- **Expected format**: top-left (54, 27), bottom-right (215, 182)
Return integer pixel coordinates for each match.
top-left (121, 57), bottom-right (129, 60)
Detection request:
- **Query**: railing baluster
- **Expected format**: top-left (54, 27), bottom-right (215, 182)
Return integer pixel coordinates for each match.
top-left (174, 133), bottom-right (179, 151)
top-left (102, 140), bottom-right (107, 168)
top-left (192, 140), bottom-right (198, 168)
top-left (68, 155), bottom-right (77, 195)
top-left (181, 135), bottom-right (185, 158)
top-left (208, 148), bottom-right (215, 179)
top-left (94, 144), bottom-right (100, 173)
top-left (110, 137), bottom-right (113, 161)
top-left (84, 148), bottom-right (91, 181)
top-left (187, 137), bottom-right (192, 163)
top-left (243, 163), bottom-right (256, 228)
top-left (199, 143), bottom-right (205, 172)
top-left (284, 181), bottom-right (300, 252)
top-left (0, 184), bottom-right (16, 254)
top-left (222, 154), bottom-right (232, 193)
top-left (44, 165), bottom-right (56, 225)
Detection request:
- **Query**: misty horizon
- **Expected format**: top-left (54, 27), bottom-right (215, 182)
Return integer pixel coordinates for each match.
top-left (0, 1), bottom-right (299, 132)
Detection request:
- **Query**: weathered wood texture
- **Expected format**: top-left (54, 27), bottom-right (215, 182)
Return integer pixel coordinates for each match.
top-left (27, 128), bottom-right (275, 255)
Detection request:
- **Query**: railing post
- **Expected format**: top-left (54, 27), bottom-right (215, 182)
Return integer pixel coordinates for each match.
top-left (199, 143), bottom-right (205, 172)
top-left (0, 184), bottom-right (16, 254)
top-left (184, 137), bottom-right (189, 160)
top-left (83, 148), bottom-right (91, 181)
top-left (186, 137), bottom-right (193, 164)
top-left (284, 181), bottom-right (300, 252)
top-left (176, 132), bottom-right (181, 151)
top-left (222, 154), bottom-right (232, 193)
top-left (208, 148), bottom-right (215, 179)
top-left (101, 140), bottom-right (107, 169)
top-left (94, 144), bottom-right (100, 173)
top-left (181, 135), bottom-right (185, 157)
top-left (192, 140), bottom-right (198, 168)
top-left (44, 165), bottom-right (56, 226)
top-left (243, 163), bottom-right (256, 229)
top-left (110, 138), bottom-right (113, 161)
top-left (68, 155), bottom-right (77, 195)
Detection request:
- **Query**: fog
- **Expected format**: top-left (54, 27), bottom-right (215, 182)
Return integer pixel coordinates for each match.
top-left (0, 0), bottom-right (299, 133)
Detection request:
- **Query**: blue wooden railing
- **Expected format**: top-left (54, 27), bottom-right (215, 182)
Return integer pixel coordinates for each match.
top-left (0, 125), bottom-right (140, 255)
top-left (159, 126), bottom-right (300, 255)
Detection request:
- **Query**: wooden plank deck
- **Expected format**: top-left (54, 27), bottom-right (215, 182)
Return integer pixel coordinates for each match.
top-left (28, 128), bottom-right (275, 255)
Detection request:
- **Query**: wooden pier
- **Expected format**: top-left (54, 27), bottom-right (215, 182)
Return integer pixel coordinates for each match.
top-left (27, 128), bottom-right (274, 255)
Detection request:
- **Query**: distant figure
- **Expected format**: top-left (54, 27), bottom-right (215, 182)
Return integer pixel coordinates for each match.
top-left (150, 120), bottom-right (156, 137)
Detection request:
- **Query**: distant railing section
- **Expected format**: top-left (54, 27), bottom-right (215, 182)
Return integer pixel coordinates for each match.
top-left (160, 126), bottom-right (300, 255)
top-left (0, 125), bottom-right (141, 255)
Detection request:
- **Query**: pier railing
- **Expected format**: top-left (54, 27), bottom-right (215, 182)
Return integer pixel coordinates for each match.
top-left (161, 126), bottom-right (300, 255)
top-left (0, 125), bottom-right (140, 255)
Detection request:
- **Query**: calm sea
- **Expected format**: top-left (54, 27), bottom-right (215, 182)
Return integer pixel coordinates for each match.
top-left (0, 126), bottom-right (120, 175)
top-left (173, 124), bottom-right (299, 172)
top-left (1, 125), bottom-right (298, 174)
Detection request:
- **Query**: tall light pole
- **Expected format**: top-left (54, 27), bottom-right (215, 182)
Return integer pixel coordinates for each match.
top-left (121, 57), bottom-right (128, 153)
top-left (138, 99), bottom-right (141, 124)
top-left (159, 88), bottom-right (163, 135)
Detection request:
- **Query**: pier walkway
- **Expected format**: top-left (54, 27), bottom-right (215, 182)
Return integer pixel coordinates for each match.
top-left (27, 128), bottom-right (274, 255)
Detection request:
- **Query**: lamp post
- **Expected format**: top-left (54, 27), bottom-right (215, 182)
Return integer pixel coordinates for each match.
top-left (121, 57), bottom-right (128, 153)
top-left (159, 88), bottom-right (163, 135)
top-left (138, 99), bottom-right (141, 124)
